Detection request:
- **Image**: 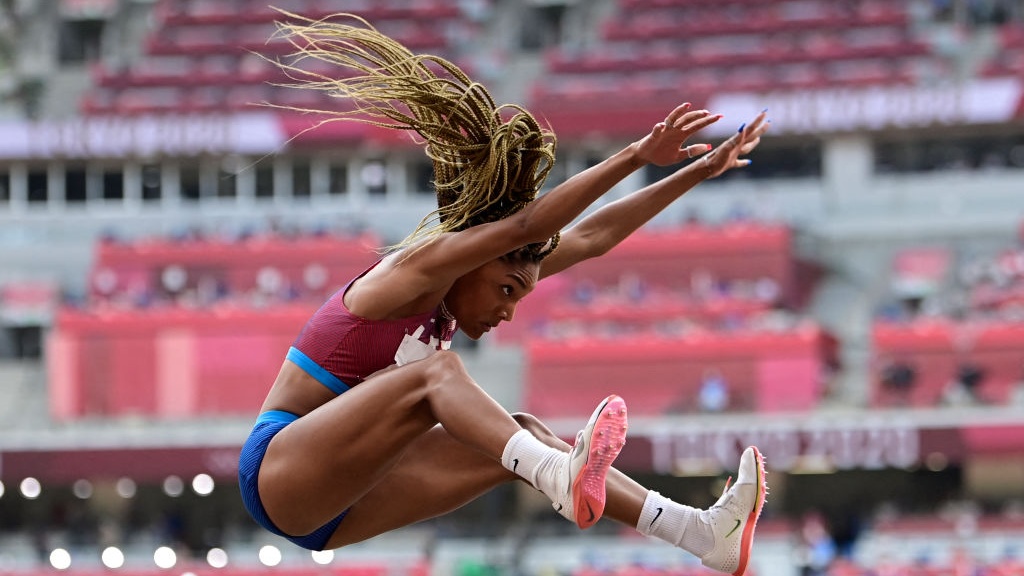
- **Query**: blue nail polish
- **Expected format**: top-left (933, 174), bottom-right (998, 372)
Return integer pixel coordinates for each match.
top-left (761, 107), bottom-right (768, 113)
top-left (738, 123), bottom-right (746, 133)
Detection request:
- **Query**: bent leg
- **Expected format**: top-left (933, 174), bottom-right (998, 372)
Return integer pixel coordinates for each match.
top-left (321, 409), bottom-right (678, 546)
top-left (325, 412), bottom-right (644, 548)
top-left (259, 351), bottom-right (525, 536)
top-left (326, 423), bottom-right (520, 547)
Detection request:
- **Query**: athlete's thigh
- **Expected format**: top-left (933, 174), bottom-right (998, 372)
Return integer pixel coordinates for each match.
top-left (258, 359), bottom-right (445, 535)
top-left (326, 424), bottom-right (518, 548)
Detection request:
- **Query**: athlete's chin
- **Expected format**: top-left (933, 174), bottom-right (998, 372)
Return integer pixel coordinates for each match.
top-left (465, 324), bottom-right (492, 340)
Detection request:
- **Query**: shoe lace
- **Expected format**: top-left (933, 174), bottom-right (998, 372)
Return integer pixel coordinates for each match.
top-left (710, 475), bottom-right (754, 520)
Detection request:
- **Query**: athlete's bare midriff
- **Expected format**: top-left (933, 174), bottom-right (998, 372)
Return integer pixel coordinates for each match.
top-left (260, 360), bottom-right (338, 418)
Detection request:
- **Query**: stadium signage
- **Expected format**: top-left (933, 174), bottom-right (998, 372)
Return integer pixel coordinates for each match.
top-left (647, 420), bottom-right (921, 474)
top-left (707, 77), bottom-right (1022, 134)
top-left (0, 113), bottom-right (286, 159)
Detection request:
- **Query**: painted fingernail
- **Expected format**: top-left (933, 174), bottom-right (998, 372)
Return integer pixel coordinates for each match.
top-left (706, 143), bottom-right (713, 151)
top-left (761, 107), bottom-right (769, 113)
top-left (738, 123), bottom-right (746, 133)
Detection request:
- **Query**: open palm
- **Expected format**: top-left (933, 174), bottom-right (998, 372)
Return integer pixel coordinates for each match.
top-left (634, 103), bottom-right (722, 166)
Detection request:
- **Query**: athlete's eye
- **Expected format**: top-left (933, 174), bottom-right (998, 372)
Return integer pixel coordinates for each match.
top-left (502, 285), bottom-right (514, 297)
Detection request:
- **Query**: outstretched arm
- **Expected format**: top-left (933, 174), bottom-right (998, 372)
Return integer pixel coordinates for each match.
top-left (398, 103), bottom-right (720, 289)
top-left (351, 104), bottom-right (745, 319)
top-left (538, 110), bottom-right (769, 280)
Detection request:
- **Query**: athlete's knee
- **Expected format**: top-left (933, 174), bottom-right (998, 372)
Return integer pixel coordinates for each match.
top-left (420, 350), bottom-right (471, 383)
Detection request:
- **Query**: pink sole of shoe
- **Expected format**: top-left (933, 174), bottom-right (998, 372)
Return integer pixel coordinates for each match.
top-left (572, 395), bottom-right (628, 529)
top-left (733, 446), bottom-right (767, 576)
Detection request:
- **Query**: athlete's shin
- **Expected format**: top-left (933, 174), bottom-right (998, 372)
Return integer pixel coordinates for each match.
top-left (636, 446), bottom-right (766, 576)
top-left (637, 490), bottom-right (714, 555)
top-left (500, 428), bottom-right (567, 492)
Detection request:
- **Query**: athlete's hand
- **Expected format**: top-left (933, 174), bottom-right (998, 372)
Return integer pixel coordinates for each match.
top-left (697, 109), bottom-right (769, 180)
top-left (633, 103), bottom-right (721, 167)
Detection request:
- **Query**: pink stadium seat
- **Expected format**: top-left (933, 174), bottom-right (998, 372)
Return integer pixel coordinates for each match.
top-left (184, 0), bottom-right (238, 24)
top-left (185, 85), bottom-right (227, 112)
top-left (128, 55), bottom-right (196, 86)
top-left (194, 53), bottom-right (240, 84)
top-left (80, 86), bottom-right (117, 114)
top-left (114, 86), bottom-right (184, 114)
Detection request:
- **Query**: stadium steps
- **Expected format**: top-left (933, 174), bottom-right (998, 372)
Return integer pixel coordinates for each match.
top-left (38, 67), bottom-right (92, 120)
top-left (0, 359), bottom-right (48, 430)
top-left (805, 243), bottom-right (893, 407)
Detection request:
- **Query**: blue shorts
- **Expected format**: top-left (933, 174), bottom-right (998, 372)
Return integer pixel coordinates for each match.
top-left (238, 410), bottom-right (350, 551)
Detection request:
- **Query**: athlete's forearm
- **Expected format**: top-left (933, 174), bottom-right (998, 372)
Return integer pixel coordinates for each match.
top-left (575, 159), bottom-right (706, 251)
top-left (537, 159), bottom-right (707, 278)
top-left (513, 143), bottom-right (645, 244)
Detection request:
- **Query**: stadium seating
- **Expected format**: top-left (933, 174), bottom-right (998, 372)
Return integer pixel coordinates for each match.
top-left (531, 0), bottom-right (928, 109)
top-left (80, 0), bottom-right (469, 116)
top-left (525, 323), bottom-right (825, 417)
top-left (49, 231), bottom-right (381, 420)
top-left (872, 318), bottom-right (1024, 407)
top-left (485, 222), bottom-right (833, 416)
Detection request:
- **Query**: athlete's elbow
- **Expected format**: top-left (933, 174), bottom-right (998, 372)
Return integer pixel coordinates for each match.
top-left (577, 228), bottom-right (618, 259)
top-left (508, 210), bottom-right (560, 246)
top-left (512, 200), bottom-right (569, 242)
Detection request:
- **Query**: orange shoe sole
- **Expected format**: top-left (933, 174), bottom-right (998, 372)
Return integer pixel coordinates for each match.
top-left (572, 395), bottom-right (628, 529)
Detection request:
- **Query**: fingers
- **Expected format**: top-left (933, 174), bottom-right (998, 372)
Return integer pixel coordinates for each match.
top-left (720, 110), bottom-right (770, 150)
top-left (679, 111), bottom-right (721, 132)
top-left (738, 110), bottom-right (769, 138)
top-left (683, 143), bottom-right (712, 159)
top-left (672, 108), bottom-right (709, 129)
top-left (750, 118), bottom-right (771, 139)
top-left (663, 102), bottom-right (692, 127)
top-left (735, 111), bottom-right (769, 154)
top-left (739, 136), bottom-right (762, 155)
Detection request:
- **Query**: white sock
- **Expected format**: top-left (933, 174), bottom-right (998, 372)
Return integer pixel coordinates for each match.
top-left (637, 490), bottom-right (714, 557)
top-left (501, 429), bottom-right (566, 494)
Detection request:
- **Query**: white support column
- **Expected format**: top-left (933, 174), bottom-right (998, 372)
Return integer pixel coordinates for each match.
top-left (822, 135), bottom-right (872, 215)
top-left (163, 161), bottom-right (181, 211)
top-left (123, 162), bottom-right (142, 212)
top-left (386, 156), bottom-right (407, 201)
top-left (48, 163), bottom-right (64, 212)
top-left (235, 158), bottom-right (256, 205)
top-left (348, 158), bottom-right (369, 209)
top-left (273, 156), bottom-right (292, 206)
top-left (310, 155), bottom-right (330, 202)
top-left (9, 163), bottom-right (27, 214)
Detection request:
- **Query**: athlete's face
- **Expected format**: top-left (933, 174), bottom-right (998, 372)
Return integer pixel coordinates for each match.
top-left (446, 257), bottom-right (539, 339)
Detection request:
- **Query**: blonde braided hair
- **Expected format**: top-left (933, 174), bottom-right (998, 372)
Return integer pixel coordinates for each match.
top-left (268, 10), bottom-right (559, 260)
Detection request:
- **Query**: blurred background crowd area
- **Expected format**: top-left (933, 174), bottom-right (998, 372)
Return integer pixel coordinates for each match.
top-left (1, 0), bottom-right (1024, 575)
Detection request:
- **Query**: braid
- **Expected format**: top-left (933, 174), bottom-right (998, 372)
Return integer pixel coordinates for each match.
top-left (267, 10), bottom-right (559, 259)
